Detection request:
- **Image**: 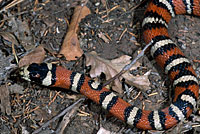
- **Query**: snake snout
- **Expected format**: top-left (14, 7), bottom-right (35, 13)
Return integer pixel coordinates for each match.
top-left (19, 65), bottom-right (31, 81)
top-left (19, 63), bottom-right (43, 83)
top-left (19, 63), bottom-right (53, 85)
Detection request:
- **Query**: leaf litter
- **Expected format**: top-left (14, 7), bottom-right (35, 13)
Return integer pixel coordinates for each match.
top-left (0, 0), bottom-right (199, 133)
top-left (85, 51), bottom-right (150, 94)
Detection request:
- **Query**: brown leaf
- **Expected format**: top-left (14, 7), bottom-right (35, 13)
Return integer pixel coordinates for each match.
top-left (18, 45), bottom-right (45, 67)
top-left (110, 55), bottom-right (150, 91)
top-left (85, 51), bottom-right (150, 94)
top-left (0, 31), bottom-right (19, 46)
top-left (0, 85), bottom-right (11, 115)
top-left (125, 70), bottom-right (151, 92)
top-left (0, 32), bottom-right (20, 62)
top-left (59, 6), bottom-right (91, 61)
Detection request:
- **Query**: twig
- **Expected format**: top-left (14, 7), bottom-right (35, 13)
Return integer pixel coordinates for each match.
top-left (12, 41), bottom-right (19, 64)
top-left (48, 91), bottom-right (61, 106)
top-left (129, 0), bottom-right (148, 12)
top-left (81, 0), bottom-right (89, 6)
top-left (0, 0), bottom-right (25, 13)
top-left (103, 40), bottom-right (153, 87)
top-left (55, 100), bottom-right (83, 134)
top-left (118, 0), bottom-right (148, 21)
top-left (32, 98), bottom-right (85, 134)
top-left (118, 28), bottom-right (127, 41)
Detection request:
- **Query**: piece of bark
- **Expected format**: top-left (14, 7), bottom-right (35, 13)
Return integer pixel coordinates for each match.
top-left (0, 85), bottom-right (11, 115)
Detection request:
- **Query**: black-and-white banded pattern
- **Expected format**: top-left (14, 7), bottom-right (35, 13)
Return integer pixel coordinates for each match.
top-left (148, 110), bottom-right (166, 130)
top-left (155, 0), bottom-right (176, 17)
top-left (150, 38), bottom-right (174, 57)
top-left (173, 75), bottom-right (198, 87)
top-left (183, 0), bottom-right (193, 14)
top-left (169, 104), bottom-right (185, 121)
top-left (142, 16), bottom-right (168, 28)
top-left (124, 106), bottom-right (142, 126)
top-left (126, 107), bottom-right (139, 125)
top-left (180, 94), bottom-right (197, 108)
top-left (164, 57), bottom-right (190, 74)
top-left (99, 91), bottom-right (118, 111)
top-left (70, 72), bottom-right (85, 93)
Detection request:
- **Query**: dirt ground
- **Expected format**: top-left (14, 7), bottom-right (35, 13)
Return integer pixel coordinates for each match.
top-left (0, 0), bottom-right (200, 134)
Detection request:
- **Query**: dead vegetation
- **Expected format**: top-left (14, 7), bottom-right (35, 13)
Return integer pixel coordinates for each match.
top-left (0, 0), bottom-right (200, 134)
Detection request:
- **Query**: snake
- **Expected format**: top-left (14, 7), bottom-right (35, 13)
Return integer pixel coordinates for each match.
top-left (19, 0), bottom-right (200, 130)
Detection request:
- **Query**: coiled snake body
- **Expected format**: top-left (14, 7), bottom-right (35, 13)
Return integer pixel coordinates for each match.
top-left (19, 0), bottom-right (200, 130)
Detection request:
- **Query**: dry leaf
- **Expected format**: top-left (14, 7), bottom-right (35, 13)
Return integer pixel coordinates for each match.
top-left (0, 85), bottom-right (11, 115)
top-left (111, 55), bottom-right (151, 91)
top-left (0, 31), bottom-right (19, 62)
top-left (0, 31), bottom-right (19, 46)
top-left (18, 45), bottom-right (45, 67)
top-left (85, 51), bottom-right (123, 93)
top-left (85, 51), bottom-right (150, 94)
top-left (125, 70), bottom-right (151, 92)
top-left (59, 6), bottom-right (91, 61)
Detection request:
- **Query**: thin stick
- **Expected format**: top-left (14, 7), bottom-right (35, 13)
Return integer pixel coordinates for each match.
top-left (32, 98), bottom-right (85, 134)
top-left (55, 101), bottom-right (83, 134)
top-left (103, 40), bottom-right (153, 87)
top-left (0, 0), bottom-right (25, 13)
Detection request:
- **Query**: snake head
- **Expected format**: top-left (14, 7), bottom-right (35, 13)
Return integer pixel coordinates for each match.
top-left (19, 63), bottom-right (56, 86)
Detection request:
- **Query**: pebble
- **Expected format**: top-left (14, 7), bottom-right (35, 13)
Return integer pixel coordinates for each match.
top-left (95, 2), bottom-right (100, 6)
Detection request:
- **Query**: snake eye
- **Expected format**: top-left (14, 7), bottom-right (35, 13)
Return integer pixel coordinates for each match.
top-left (29, 72), bottom-right (41, 79)
top-left (35, 74), bottom-right (41, 78)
